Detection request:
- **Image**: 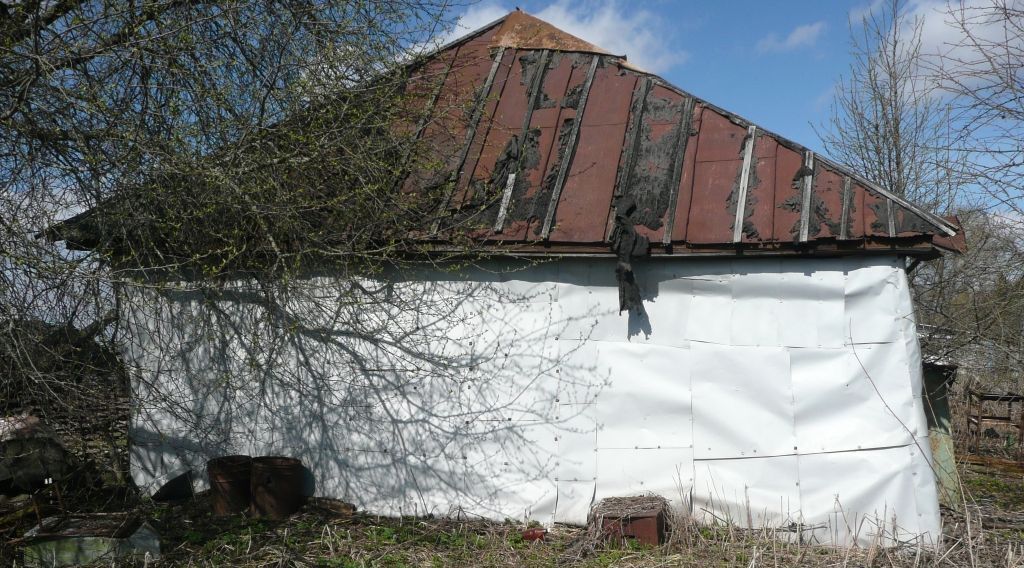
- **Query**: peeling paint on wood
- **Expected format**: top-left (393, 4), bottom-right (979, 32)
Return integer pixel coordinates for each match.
top-left (732, 125), bottom-right (757, 243)
top-left (798, 151), bottom-right (815, 243)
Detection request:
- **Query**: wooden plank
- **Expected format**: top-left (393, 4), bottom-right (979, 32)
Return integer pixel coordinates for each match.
top-left (732, 125), bottom-right (757, 243)
top-left (798, 151), bottom-right (814, 242)
top-left (493, 173), bottom-right (517, 233)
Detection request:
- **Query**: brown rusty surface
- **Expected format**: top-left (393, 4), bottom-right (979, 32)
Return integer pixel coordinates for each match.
top-left (933, 215), bottom-right (967, 252)
top-left (600, 511), bottom-right (666, 546)
top-left (626, 84), bottom-right (688, 243)
top-left (504, 51), bottom-right (580, 239)
top-left (686, 108), bottom-right (746, 244)
top-left (491, 10), bottom-right (614, 56)
top-left (403, 10), bottom-right (959, 255)
top-left (401, 42), bottom-right (467, 195)
top-left (846, 182), bottom-right (868, 240)
top-left (894, 206), bottom-right (933, 236)
top-left (547, 61), bottom-right (637, 243)
top-left (667, 105), bottom-right (704, 242)
top-left (861, 187), bottom-right (889, 237)
top-left (452, 47), bottom-right (518, 209)
top-left (809, 164), bottom-right (845, 239)
top-left (693, 108), bottom-right (748, 163)
top-left (526, 53), bottom-right (591, 238)
top-left (688, 160), bottom-right (742, 243)
top-left (739, 133), bottom-right (778, 243)
top-left (772, 143), bottom-right (805, 242)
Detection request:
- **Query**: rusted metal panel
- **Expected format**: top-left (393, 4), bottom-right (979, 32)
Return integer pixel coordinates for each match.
top-left (524, 51), bottom-right (578, 190)
top-left (932, 215), bottom-right (966, 252)
top-left (600, 510), bottom-right (666, 546)
top-left (427, 41), bottom-right (513, 235)
top-left (771, 143), bottom-right (805, 242)
top-left (625, 84), bottom-right (689, 243)
top-left (739, 133), bottom-right (778, 243)
top-left (397, 11), bottom-right (959, 255)
top-left (541, 54), bottom-right (599, 239)
top-left (502, 51), bottom-right (581, 238)
top-left (400, 44), bottom-right (462, 196)
top-left (861, 186), bottom-right (889, 238)
top-left (405, 37), bottom-right (498, 188)
top-left (846, 182), bottom-right (867, 240)
top-left (893, 205), bottom-right (933, 236)
top-left (491, 49), bottom-right (552, 236)
top-left (686, 109), bottom-right (746, 244)
top-left (452, 47), bottom-right (518, 211)
top-left (547, 61), bottom-right (637, 243)
top-left (668, 105), bottom-right (704, 242)
top-left (693, 108), bottom-right (749, 163)
top-left (807, 163), bottom-right (845, 240)
top-left (491, 10), bottom-right (614, 56)
top-left (661, 97), bottom-right (695, 245)
top-left (687, 161), bottom-right (743, 244)
top-left (613, 78), bottom-right (653, 201)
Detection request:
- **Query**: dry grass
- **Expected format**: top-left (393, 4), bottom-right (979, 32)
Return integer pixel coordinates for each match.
top-left (124, 460), bottom-right (1024, 568)
top-left (3, 458), bottom-right (1021, 567)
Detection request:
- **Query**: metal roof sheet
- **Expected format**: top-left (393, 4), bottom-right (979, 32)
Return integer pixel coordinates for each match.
top-left (414, 10), bottom-right (962, 256)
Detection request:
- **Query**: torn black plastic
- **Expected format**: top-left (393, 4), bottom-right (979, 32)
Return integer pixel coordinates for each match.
top-left (609, 195), bottom-right (649, 314)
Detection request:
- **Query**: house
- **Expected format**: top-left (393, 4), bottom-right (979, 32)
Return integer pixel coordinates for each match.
top-left (53, 11), bottom-right (964, 546)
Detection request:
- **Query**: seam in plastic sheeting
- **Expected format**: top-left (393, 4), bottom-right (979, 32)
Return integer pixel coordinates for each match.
top-left (124, 255), bottom-right (941, 546)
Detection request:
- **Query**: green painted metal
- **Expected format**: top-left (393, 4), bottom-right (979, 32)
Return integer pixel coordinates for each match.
top-left (923, 362), bottom-right (960, 507)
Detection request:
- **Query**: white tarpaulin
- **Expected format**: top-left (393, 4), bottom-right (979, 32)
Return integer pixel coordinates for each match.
top-left (122, 255), bottom-right (940, 546)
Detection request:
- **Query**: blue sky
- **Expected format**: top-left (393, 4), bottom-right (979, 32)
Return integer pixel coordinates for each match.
top-left (442, 0), bottom-right (958, 158)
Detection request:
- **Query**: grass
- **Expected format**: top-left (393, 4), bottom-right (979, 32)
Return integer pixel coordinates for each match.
top-left (129, 460), bottom-right (1024, 568)
top-left (4, 462), bottom-right (1022, 567)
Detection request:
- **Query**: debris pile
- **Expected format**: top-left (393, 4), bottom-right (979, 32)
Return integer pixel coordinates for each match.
top-left (560, 494), bottom-right (672, 563)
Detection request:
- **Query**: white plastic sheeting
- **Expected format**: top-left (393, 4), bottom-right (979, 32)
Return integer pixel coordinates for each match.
top-left (122, 255), bottom-right (940, 546)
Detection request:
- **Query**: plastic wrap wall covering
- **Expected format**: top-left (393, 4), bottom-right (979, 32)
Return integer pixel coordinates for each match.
top-left (122, 255), bottom-right (940, 547)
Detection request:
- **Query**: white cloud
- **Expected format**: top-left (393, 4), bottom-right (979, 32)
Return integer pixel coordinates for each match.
top-left (848, 0), bottom-right (1019, 62)
top-left (432, 0), bottom-right (689, 74)
top-left (849, 0), bottom-right (887, 23)
top-left (756, 21), bottom-right (827, 53)
top-left (438, 2), bottom-right (510, 45)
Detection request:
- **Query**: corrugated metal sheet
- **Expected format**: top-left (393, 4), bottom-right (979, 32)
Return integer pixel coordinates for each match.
top-left (410, 10), bottom-right (962, 256)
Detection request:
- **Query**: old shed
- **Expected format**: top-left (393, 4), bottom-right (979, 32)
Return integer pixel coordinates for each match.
top-left (60, 11), bottom-right (965, 546)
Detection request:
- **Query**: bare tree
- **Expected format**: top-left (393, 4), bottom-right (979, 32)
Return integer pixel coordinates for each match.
top-left (817, 0), bottom-right (965, 211)
top-left (1, 0), bottom-right (565, 499)
top-left (933, 0), bottom-right (1024, 229)
top-left (815, 0), bottom-right (1024, 397)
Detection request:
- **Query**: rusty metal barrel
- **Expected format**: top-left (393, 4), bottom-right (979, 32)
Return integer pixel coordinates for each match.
top-left (206, 455), bottom-right (252, 516)
top-left (249, 456), bottom-right (305, 519)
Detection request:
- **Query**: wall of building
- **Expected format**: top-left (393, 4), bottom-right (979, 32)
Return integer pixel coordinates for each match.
top-left (120, 255), bottom-right (940, 546)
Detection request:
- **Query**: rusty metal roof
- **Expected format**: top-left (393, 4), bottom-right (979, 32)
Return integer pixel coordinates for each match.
top-left (411, 10), bottom-right (962, 257)
top-left (490, 10), bottom-right (615, 57)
